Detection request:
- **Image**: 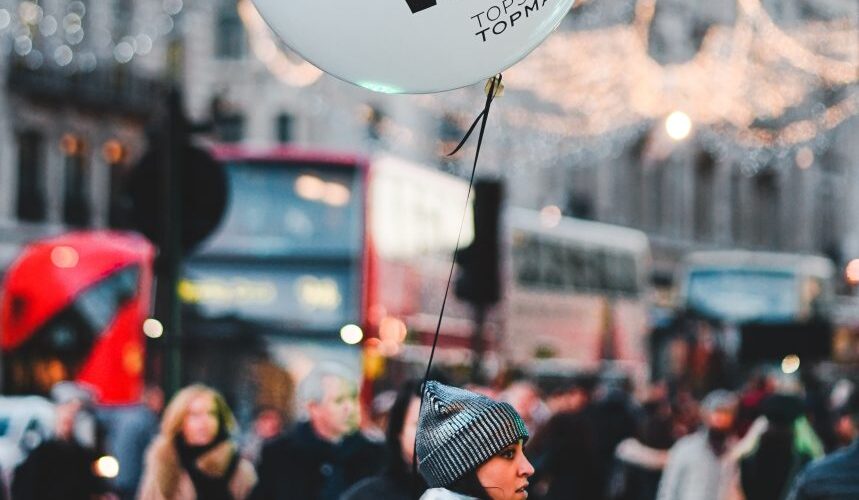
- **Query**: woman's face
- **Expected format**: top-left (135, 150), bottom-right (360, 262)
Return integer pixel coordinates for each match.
top-left (476, 440), bottom-right (534, 500)
top-left (182, 394), bottom-right (220, 446)
top-left (399, 396), bottom-right (421, 464)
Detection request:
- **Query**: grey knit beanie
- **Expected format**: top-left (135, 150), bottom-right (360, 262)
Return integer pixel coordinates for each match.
top-left (416, 381), bottom-right (529, 488)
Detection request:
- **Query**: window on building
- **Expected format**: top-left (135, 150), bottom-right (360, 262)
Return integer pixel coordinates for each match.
top-left (276, 113), bottom-right (294, 144)
top-left (216, 113), bottom-right (245, 143)
top-left (216, 1), bottom-right (246, 59)
top-left (753, 171), bottom-right (779, 248)
top-left (113, 0), bottom-right (134, 36)
top-left (694, 151), bottom-right (715, 241)
top-left (63, 149), bottom-right (90, 227)
top-left (16, 131), bottom-right (46, 222)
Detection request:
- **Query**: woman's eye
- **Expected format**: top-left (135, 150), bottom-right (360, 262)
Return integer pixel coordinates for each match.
top-left (500, 449), bottom-right (515, 459)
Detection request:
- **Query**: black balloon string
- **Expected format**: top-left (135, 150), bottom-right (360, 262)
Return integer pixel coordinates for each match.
top-left (411, 74), bottom-right (503, 493)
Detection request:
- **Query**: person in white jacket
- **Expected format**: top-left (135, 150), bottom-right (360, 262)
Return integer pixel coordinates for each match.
top-left (656, 390), bottom-right (743, 500)
top-left (415, 381), bottom-right (535, 500)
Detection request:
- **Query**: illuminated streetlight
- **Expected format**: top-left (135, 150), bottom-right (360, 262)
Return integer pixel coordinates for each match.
top-left (781, 354), bottom-right (801, 374)
top-left (665, 111), bottom-right (692, 141)
top-left (143, 318), bottom-right (164, 339)
top-left (94, 456), bottom-right (119, 478)
top-left (340, 324), bottom-right (363, 345)
top-left (539, 205), bottom-right (562, 228)
top-left (846, 259), bottom-right (859, 285)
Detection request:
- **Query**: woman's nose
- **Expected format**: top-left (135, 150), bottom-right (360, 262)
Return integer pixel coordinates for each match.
top-left (519, 456), bottom-right (535, 477)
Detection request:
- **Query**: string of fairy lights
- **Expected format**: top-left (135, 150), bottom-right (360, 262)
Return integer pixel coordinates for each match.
top-left (0, 0), bottom-right (181, 72)
top-left (238, 0), bottom-right (857, 171)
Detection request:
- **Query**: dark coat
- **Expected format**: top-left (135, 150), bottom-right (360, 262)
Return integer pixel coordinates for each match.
top-left (786, 441), bottom-right (859, 500)
top-left (11, 438), bottom-right (108, 500)
top-left (341, 475), bottom-right (417, 500)
top-left (251, 422), bottom-right (383, 500)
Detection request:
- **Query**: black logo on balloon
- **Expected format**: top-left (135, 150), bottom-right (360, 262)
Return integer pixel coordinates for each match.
top-left (405, 0), bottom-right (437, 13)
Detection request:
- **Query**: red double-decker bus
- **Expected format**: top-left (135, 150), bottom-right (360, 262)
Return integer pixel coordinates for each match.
top-left (1, 231), bottom-right (155, 405)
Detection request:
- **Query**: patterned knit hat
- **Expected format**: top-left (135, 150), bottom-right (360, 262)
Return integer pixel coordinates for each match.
top-left (416, 381), bottom-right (529, 488)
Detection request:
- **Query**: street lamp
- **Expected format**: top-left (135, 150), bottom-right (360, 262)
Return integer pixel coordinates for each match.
top-left (665, 111), bottom-right (692, 141)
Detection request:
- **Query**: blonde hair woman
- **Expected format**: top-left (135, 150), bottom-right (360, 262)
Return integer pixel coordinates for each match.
top-left (138, 384), bottom-right (257, 500)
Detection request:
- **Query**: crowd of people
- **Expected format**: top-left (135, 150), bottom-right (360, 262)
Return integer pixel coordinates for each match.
top-left (3, 362), bottom-right (859, 500)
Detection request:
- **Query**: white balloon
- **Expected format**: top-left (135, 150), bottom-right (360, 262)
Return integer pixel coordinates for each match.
top-left (251, 0), bottom-right (575, 94)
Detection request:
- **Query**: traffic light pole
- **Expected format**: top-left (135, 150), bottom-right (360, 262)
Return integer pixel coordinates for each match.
top-left (471, 304), bottom-right (488, 384)
top-left (156, 89), bottom-right (185, 397)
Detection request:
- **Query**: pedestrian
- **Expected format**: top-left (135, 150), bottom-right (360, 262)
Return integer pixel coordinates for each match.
top-left (342, 380), bottom-right (428, 500)
top-left (786, 389), bottom-right (859, 500)
top-left (415, 380), bottom-right (534, 500)
top-left (240, 406), bottom-right (284, 465)
top-left (655, 389), bottom-right (743, 500)
top-left (740, 393), bottom-right (820, 500)
top-left (609, 398), bottom-right (675, 500)
top-left (11, 382), bottom-right (110, 500)
top-left (137, 384), bottom-right (257, 500)
top-left (102, 384), bottom-right (164, 500)
top-left (526, 377), bottom-right (603, 500)
top-left (251, 362), bottom-right (383, 500)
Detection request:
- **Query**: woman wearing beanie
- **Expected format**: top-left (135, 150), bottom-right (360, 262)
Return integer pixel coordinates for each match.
top-left (416, 381), bottom-right (535, 500)
top-left (138, 384), bottom-right (257, 500)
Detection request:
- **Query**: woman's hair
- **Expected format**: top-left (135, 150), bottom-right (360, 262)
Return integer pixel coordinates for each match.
top-left (448, 469), bottom-right (491, 500)
top-left (385, 380), bottom-right (421, 476)
top-left (159, 384), bottom-right (237, 440)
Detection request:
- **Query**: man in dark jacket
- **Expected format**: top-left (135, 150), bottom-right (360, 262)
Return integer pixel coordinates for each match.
top-left (251, 363), bottom-right (383, 500)
top-left (11, 384), bottom-right (110, 500)
top-left (786, 391), bottom-right (859, 500)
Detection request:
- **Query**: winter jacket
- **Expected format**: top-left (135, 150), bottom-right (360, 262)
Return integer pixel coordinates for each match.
top-left (785, 441), bottom-right (859, 500)
top-left (137, 436), bottom-right (257, 500)
top-left (11, 438), bottom-right (109, 500)
top-left (608, 438), bottom-right (670, 500)
top-left (341, 473), bottom-right (425, 500)
top-left (655, 431), bottom-right (743, 500)
top-left (419, 488), bottom-right (477, 499)
top-left (251, 422), bottom-right (383, 500)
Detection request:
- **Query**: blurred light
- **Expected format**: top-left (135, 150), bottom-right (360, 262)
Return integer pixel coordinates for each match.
top-left (54, 45), bottom-right (73, 66)
top-left (296, 276), bottom-right (341, 310)
top-left (18, 2), bottom-right (42, 24)
top-left (143, 319), bottom-right (164, 339)
top-left (51, 246), bottom-right (79, 269)
top-left (63, 13), bottom-right (82, 33)
top-left (795, 147), bottom-right (814, 170)
top-left (66, 28), bottom-right (84, 45)
top-left (102, 139), bottom-right (126, 164)
top-left (295, 175), bottom-right (325, 201)
top-left (157, 14), bottom-right (174, 36)
top-left (665, 111), bottom-right (692, 141)
top-left (323, 183), bottom-right (351, 207)
top-left (340, 324), bottom-right (363, 345)
top-left (25, 50), bottom-right (43, 69)
top-left (539, 205), bottom-right (562, 228)
top-left (94, 456), bottom-right (119, 479)
top-left (379, 317), bottom-right (407, 343)
top-left (0, 9), bottom-right (12, 30)
top-left (846, 259), bottom-right (859, 285)
top-left (68, 1), bottom-right (86, 17)
top-left (39, 15), bottom-right (57, 36)
top-left (78, 52), bottom-right (97, 72)
top-left (781, 354), bottom-right (801, 374)
top-left (114, 41), bottom-right (134, 63)
top-left (163, 0), bottom-right (183, 15)
top-left (59, 133), bottom-right (83, 156)
top-left (14, 36), bottom-right (32, 56)
top-left (136, 34), bottom-right (153, 55)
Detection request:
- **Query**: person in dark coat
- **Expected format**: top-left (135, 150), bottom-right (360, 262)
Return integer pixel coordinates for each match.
top-left (251, 363), bottom-right (383, 500)
top-left (342, 380), bottom-right (428, 500)
top-left (11, 385), bottom-right (110, 500)
top-left (741, 394), bottom-right (817, 500)
top-left (786, 390), bottom-right (859, 500)
top-left (527, 401), bottom-right (603, 499)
